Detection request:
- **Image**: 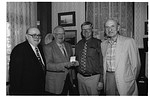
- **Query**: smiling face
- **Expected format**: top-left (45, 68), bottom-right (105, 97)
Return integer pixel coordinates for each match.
top-left (82, 24), bottom-right (92, 40)
top-left (53, 27), bottom-right (65, 44)
top-left (26, 28), bottom-right (41, 47)
top-left (105, 19), bottom-right (119, 38)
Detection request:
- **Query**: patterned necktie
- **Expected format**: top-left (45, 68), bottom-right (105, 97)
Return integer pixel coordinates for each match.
top-left (35, 47), bottom-right (45, 71)
top-left (61, 45), bottom-right (68, 57)
top-left (80, 42), bottom-right (87, 73)
top-left (63, 47), bottom-right (67, 57)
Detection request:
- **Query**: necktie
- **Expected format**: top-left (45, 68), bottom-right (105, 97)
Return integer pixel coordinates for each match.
top-left (80, 42), bottom-right (87, 73)
top-left (61, 45), bottom-right (68, 57)
top-left (35, 47), bottom-right (45, 71)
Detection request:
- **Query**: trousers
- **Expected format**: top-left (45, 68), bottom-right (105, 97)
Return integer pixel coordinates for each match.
top-left (77, 73), bottom-right (100, 95)
top-left (106, 72), bottom-right (119, 95)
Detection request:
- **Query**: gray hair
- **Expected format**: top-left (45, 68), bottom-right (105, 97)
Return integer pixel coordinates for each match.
top-left (53, 26), bottom-right (65, 34)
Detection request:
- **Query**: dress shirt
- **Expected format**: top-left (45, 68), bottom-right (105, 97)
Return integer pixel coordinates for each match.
top-left (106, 36), bottom-right (118, 72)
top-left (75, 38), bottom-right (103, 76)
top-left (29, 43), bottom-right (45, 65)
top-left (57, 43), bottom-right (68, 57)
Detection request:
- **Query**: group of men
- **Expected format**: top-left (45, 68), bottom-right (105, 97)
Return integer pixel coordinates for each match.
top-left (9, 19), bottom-right (141, 96)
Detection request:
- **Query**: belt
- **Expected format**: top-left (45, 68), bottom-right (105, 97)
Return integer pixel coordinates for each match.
top-left (79, 73), bottom-right (98, 77)
top-left (106, 71), bottom-right (115, 73)
top-left (46, 70), bottom-right (65, 73)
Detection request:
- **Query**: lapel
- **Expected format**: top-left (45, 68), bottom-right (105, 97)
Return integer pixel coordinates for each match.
top-left (64, 42), bottom-right (70, 61)
top-left (53, 41), bottom-right (69, 62)
top-left (38, 44), bottom-right (46, 65)
top-left (102, 40), bottom-right (109, 72)
top-left (25, 41), bottom-right (38, 61)
top-left (115, 35), bottom-right (124, 70)
top-left (103, 41), bottom-right (109, 57)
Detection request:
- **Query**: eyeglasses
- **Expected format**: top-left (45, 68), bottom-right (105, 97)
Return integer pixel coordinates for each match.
top-left (55, 33), bottom-right (65, 36)
top-left (27, 34), bottom-right (42, 39)
top-left (82, 28), bottom-right (92, 31)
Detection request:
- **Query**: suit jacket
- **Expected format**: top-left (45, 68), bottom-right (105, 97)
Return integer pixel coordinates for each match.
top-left (43, 40), bottom-right (74, 94)
top-left (9, 40), bottom-right (46, 95)
top-left (101, 35), bottom-right (141, 95)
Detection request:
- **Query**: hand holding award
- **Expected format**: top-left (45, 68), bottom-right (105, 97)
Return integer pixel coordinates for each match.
top-left (70, 56), bottom-right (79, 66)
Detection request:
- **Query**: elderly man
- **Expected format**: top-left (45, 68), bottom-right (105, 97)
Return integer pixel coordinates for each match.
top-left (44, 26), bottom-right (77, 95)
top-left (9, 27), bottom-right (46, 95)
top-left (101, 19), bottom-right (141, 95)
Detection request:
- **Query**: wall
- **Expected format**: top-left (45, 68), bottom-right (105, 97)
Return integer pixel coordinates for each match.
top-left (134, 2), bottom-right (148, 78)
top-left (52, 2), bottom-right (148, 47)
top-left (52, 2), bottom-right (85, 42)
top-left (134, 2), bottom-right (148, 48)
top-left (37, 2), bottom-right (52, 45)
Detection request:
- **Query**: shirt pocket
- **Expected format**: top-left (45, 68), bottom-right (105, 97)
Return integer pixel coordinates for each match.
top-left (87, 47), bottom-right (97, 57)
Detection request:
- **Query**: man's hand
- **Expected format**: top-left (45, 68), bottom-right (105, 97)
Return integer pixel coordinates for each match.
top-left (97, 82), bottom-right (103, 91)
top-left (72, 61), bottom-right (79, 66)
top-left (64, 62), bottom-right (74, 69)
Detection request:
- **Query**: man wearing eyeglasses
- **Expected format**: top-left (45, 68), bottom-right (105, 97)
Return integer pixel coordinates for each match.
top-left (9, 27), bottom-right (46, 95)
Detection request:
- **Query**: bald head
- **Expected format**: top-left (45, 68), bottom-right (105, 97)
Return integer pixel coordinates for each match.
top-left (105, 19), bottom-right (119, 27)
top-left (26, 27), bottom-right (40, 34)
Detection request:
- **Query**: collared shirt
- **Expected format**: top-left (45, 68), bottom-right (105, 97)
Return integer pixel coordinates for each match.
top-left (106, 36), bottom-right (118, 72)
top-left (57, 43), bottom-right (68, 57)
top-left (75, 38), bottom-right (103, 75)
top-left (29, 43), bottom-right (45, 65)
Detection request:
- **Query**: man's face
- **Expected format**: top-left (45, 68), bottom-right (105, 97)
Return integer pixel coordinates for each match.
top-left (54, 28), bottom-right (65, 44)
top-left (82, 24), bottom-right (92, 40)
top-left (105, 20), bottom-right (119, 38)
top-left (26, 28), bottom-right (41, 47)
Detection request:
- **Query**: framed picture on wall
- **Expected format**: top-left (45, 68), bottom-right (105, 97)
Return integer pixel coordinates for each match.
top-left (65, 30), bottom-right (77, 47)
top-left (58, 11), bottom-right (76, 27)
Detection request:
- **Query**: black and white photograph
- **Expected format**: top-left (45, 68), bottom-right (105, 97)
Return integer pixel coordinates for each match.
top-left (3, 1), bottom-right (149, 97)
top-left (65, 30), bottom-right (77, 47)
top-left (58, 11), bottom-right (76, 26)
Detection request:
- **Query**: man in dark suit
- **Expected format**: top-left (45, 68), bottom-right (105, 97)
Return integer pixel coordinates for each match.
top-left (44, 26), bottom-right (78, 95)
top-left (9, 27), bottom-right (46, 95)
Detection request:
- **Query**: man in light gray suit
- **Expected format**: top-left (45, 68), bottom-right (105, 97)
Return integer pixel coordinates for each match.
top-left (44, 26), bottom-right (78, 95)
top-left (101, 19), bottom-right (141, 95)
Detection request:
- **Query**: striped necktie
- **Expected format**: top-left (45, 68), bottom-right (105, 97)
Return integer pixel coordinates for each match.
top-left (60, 45), bottom-right (68, 57)
top-left (62, 47), bottom-right (67, 57)
top-left (35, 47), bottom-right (45, 71)
top-left (80, 41), bottom-right (87, 73)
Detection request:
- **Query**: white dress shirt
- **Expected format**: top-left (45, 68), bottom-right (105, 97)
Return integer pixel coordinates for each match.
top-left (56, 43), bottom-right (68, 57)
top-left (29, 43), bottom-right (45, 65)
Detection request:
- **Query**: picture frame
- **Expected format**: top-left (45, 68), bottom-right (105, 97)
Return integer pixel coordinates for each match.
top-left (65, 30), bottom-right (77, 47)
top-left (58, 11), bottom-right (76, 27)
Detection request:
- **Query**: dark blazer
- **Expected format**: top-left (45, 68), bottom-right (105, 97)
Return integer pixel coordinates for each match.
top-left (9, 40), bottom-right (46, 95)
